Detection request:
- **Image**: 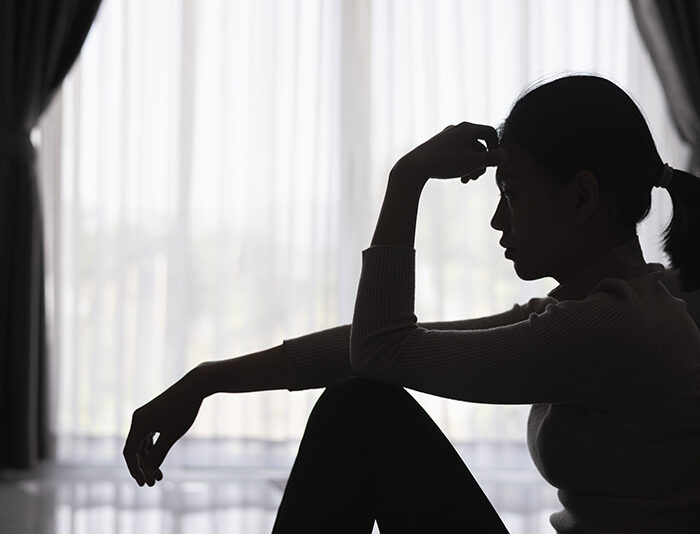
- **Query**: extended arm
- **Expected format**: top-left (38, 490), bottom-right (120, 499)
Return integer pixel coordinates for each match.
top-left (189, 297), bottom-right (539, 397)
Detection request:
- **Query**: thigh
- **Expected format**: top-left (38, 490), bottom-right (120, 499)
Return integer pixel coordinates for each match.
top-left (330, 375), bottom-right (511, 534)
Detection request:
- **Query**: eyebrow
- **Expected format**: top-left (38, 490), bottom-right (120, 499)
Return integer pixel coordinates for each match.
top-left (495, 169), bottom-right (518, 187)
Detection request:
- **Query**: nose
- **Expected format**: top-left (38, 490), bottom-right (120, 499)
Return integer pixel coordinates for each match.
top-left (490, 200), bottom-right (506, 232)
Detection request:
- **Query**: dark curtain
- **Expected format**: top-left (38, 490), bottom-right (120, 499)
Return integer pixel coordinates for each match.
top-left (629, 0), bottom-right (700, 176)
top-left (629, 0), bottom-right (700, 305)
top-left (0, 0), bottom-right (102, 469)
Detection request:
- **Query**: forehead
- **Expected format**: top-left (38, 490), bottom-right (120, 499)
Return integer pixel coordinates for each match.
top-left (495, 136), bottom-right (518, 187)
top-left (494, 139), bottom-right (534, 187)
top-left (495, 164), bottom-right (524, 189)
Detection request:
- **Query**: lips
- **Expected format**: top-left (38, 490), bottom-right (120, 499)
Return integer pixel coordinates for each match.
top-left (499, 241), bottom-right (515, 249)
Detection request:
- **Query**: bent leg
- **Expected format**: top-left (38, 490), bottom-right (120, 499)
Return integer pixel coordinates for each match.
top-left (271, 376), bottom-right (376, 534)
top-left (271, 375), bottom-right (510, 534)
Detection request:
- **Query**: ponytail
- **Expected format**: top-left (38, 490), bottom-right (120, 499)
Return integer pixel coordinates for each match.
top-left (660, 168), bottom-right (700, 292)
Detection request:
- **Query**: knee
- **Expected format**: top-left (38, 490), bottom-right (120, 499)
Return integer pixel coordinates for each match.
top-left (315, 375), bottom-right (406, 414)
top-left (329, 374), bottom-right (402, 396)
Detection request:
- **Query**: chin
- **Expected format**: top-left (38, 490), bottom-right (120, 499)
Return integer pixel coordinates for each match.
top-left (511, 256), bottom-right (541, 281)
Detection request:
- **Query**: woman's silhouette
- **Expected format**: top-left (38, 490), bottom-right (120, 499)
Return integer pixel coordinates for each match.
top-left (124, 74), bottom-right (700, 533)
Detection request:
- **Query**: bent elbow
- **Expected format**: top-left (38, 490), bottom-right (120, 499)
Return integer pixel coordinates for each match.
top-left (349, 345), bottom-right (367, 375)
top-left (349, 331), bottom-right (369, 375)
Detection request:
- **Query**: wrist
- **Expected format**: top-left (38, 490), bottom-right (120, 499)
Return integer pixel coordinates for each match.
top-left (187, 362), bottom-right (215, 400)
top-left (390, 160), bottom-right (428, 189)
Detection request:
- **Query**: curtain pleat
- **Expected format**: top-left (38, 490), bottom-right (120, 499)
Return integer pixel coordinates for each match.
top-left (0, 0), bottom-right (102, 470)
top-left (629, 0), bottom-right (700, 175)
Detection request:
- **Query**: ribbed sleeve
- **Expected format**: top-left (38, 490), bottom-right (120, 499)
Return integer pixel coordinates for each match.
top-left (349, 245), bottom-right (650, 406)
top-left (349, 245), bottom-right (418, 370)
top-left (283, 324), bottom-right (358, 391)
top-left (282, 302), bottom-right (536, 392)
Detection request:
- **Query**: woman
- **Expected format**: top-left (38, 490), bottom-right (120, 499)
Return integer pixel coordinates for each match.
top-left (123, 74), bottom-right (700, 533)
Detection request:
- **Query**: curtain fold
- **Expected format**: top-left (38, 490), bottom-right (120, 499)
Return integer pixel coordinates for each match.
top-left (629, 0), bottom-right (700, 175)
top-left (0, 0), bottom-right (102, 469)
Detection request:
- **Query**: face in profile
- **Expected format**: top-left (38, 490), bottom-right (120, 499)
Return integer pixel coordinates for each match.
top-left (490, 136), bottom-right (574, 282)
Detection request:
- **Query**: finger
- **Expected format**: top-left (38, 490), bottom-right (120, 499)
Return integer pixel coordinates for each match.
top-left (467, 123), bottom-right (499, 150)
top-left (462, 141), bottom-right (486, 180)
top-left (461, 141), bottom-right (492, 182)
top-left (137, 452), bottom-right (155, 487)
top-left (462, 168), bottom-right (485, 179)
top-left (461, 167), bottom-right (486, 183)
top-left (472, 147), bottom-right (510, 169)
top-left (123, 419), bottom-right (147, 486)
top-left (134, 450), bottom-right (147, 486)
top-left (142, 432), bottom-right (176, 476)
top-left (139, 431), bottom-right (154, 456)
top-left (139, 433), bottom-right (158, 485)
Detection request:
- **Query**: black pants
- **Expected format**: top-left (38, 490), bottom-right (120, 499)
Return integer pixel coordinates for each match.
top-left (271, 375), bottom-right (511, 534)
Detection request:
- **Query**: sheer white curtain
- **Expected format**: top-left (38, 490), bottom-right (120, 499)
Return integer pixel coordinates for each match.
top-left (38, 0), bottom-right (689, 482)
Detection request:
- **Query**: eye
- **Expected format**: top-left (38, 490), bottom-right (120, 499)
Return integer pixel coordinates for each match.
top-left (498, 191), bottom-right (512, 201)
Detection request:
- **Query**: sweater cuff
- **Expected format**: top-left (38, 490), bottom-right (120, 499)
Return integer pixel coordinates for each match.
top-left (283, 324), bottom-right (353, 391)
top-left (350, 245), bottom-right (417, 369)
top-left (357, 245), bottom-right (417, 323)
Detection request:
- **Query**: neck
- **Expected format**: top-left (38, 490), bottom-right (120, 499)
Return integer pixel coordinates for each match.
top-left (554, 229), bottom-right (636, 285)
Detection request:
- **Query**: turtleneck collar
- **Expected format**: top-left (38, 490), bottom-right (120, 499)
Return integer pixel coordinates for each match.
top-left (546, 235), bottom-right (654, 302)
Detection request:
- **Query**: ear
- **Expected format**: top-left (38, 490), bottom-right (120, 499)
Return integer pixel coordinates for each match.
top-left (573, 170), bottom-right (600, 223)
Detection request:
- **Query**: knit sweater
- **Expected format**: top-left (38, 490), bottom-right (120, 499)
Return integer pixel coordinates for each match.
top-left (282, 235), bottom-right (700, 532)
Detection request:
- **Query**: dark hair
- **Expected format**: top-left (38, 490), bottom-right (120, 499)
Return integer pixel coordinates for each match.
top-left (497, 73), bottom-right (700, 292)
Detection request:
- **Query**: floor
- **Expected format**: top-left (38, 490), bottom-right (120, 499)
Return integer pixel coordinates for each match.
top-left (0, 463), bottom-right (560, 533)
